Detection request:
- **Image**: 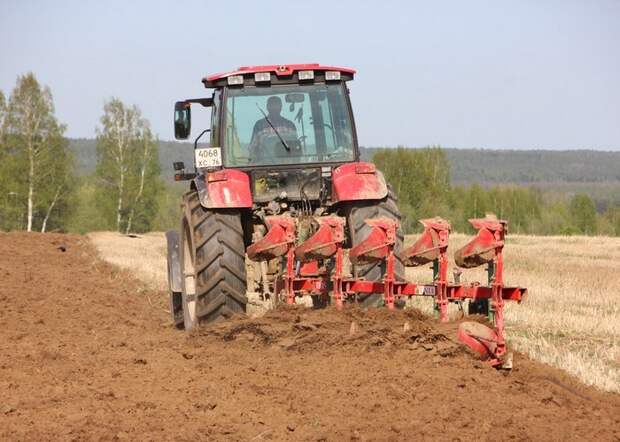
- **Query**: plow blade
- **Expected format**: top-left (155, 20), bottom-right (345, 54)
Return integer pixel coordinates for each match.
top-left (247, 217), bottom-right (295, 261)
top-left (454, 216), bottom-right (506, 268)
top-left (349, 219), bottom-right (397, 265)
top-left (401, 217), bottom-right (450, 266)
top-left (295, 217), bottom-right (345, 262)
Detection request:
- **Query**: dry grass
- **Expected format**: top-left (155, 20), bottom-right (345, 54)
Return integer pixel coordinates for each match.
top-left (88, 231), bottom-right (620, 393)
top-left (87, 232), bottom-right (169, 291)
top-left (404, 233), bottom-right (620, 393)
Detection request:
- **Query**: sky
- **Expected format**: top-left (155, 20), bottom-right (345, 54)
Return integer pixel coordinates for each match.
top-left (1, 0), bottom-right (619, 150)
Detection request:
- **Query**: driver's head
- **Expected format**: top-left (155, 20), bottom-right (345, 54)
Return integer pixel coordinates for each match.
top-left (266, 96), bottom-right (282, 116)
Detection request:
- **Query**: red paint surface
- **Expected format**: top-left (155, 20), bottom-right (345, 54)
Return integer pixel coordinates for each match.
top-left (295, 217), bottom-right (345, 262)
top-left (204, 169), bottom-right (253, 209)
top-left (331, 162), bottom-right (388, 202)
top-left (402, 218), bottom-right (451, 266)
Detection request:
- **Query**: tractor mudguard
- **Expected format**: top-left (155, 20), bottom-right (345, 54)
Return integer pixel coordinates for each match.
top-left (331, 162), bottom-right (388, 202)
top-left (194, 169), bottom-right (253, 209)
top-left (165, 229), bottom-right (183, 327)
top-left (166, 230), bottom-right (182, 293)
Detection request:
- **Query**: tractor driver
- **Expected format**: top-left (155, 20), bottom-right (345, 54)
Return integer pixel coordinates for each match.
top-left (249, 96), bottom-right (298, 159)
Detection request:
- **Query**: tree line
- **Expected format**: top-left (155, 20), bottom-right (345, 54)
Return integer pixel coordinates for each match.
top-left (1, 73), bottom-right (618, 237)
top-left (373, 147), bottom-right (620, 236)
top-left (0, 73), bottom-right (162, 233)
top-left (364, 147), bottom-right (620, 186)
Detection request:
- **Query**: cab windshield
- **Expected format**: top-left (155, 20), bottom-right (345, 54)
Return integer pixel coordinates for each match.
top-left (223, 83), bottom-right (356, 167)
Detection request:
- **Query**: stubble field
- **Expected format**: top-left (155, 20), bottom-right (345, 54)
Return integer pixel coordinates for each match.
top-left (89, 231), bottom-right (620, 393)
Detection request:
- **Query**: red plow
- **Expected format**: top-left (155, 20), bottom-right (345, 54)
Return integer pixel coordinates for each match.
top-left (247, 214), bottom-right (527, 369)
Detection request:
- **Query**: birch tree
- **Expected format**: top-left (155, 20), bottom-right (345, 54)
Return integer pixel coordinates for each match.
top-left (1, 73), bottom-right (73, 232)
top-left (95, 99), bottom-right (161, 233)
top-left (125, 125), bottom-right (160, 233)
top-left (39, 138), bottom-right (74, 232)
top-left (0, 90), bottom-right (7, 228)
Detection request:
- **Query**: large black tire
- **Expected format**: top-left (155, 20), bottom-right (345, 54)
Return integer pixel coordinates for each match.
top-left (180, 192), bottom-right (247, 328)
top-left (345, 190), bottom-right (405, 307)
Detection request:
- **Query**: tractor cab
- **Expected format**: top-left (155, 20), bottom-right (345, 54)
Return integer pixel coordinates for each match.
top-left (173, 64), bottom-right (361, 203)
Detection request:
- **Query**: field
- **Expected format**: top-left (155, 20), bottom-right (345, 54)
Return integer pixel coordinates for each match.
top-left (89, 230), bottom-right (620, 394)
top-left (1, 231), bottom-right (619, 440)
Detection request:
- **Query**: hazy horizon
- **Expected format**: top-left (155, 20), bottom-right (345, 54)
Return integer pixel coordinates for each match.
top-left (65, 136), bottom-right (620, 153)
top-left (1, 0), bottom-right (619, 150)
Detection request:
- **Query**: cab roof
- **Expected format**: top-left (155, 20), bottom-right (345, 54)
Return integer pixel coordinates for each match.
top-left (202, 63), bottom-right (356, 88)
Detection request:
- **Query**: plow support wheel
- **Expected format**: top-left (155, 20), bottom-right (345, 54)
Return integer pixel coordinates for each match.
top-left (457, 321), bottom-right (504, 366)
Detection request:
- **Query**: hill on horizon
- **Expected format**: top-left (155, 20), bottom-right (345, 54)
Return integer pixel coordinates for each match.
top-left (68, 139), bottom-right (620, 207)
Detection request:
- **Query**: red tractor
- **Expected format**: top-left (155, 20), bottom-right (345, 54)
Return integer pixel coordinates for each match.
top-left (166, 64), bottom-right (527, 368)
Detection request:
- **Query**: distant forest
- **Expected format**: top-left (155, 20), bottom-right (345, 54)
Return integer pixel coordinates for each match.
top-left (69, 139), bottom-right (620, 208)
top-left (70, 138), bottom-right (620, 183)
top-left (362, 147), bottom-right (620, 184)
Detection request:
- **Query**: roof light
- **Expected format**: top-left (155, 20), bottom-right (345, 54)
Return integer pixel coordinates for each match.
top-left (227, 75), bottom-right (244, 85)
top-left (298, 70), bottom-right (314, 81)
top-left (325, 71), bottom-right (341, 81)
top-left (254, 72), bottom-right (271, 82)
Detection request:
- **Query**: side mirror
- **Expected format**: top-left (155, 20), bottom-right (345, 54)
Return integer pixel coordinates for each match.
top-left (174, 101), bottom-right (191, 140)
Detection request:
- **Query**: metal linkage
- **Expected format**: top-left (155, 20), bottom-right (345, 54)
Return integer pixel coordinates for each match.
top-left (401, 218), bottom-right (451, 321)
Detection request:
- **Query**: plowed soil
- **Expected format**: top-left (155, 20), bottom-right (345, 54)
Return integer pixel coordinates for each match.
top-left (1, 232), bottom-right (619, 441)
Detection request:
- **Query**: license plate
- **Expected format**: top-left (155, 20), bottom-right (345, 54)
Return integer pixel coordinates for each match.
top-left (195, 147), bottom-right (222, 168)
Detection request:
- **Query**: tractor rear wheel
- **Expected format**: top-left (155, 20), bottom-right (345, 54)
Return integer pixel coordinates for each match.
top-left (345, 190), bottom-right (406, 307)
top-left (180, 192), bottom-right (247, 329)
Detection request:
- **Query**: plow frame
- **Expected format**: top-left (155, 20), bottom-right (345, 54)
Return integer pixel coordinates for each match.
top-left (248, 214), bottom-right (527, 368)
